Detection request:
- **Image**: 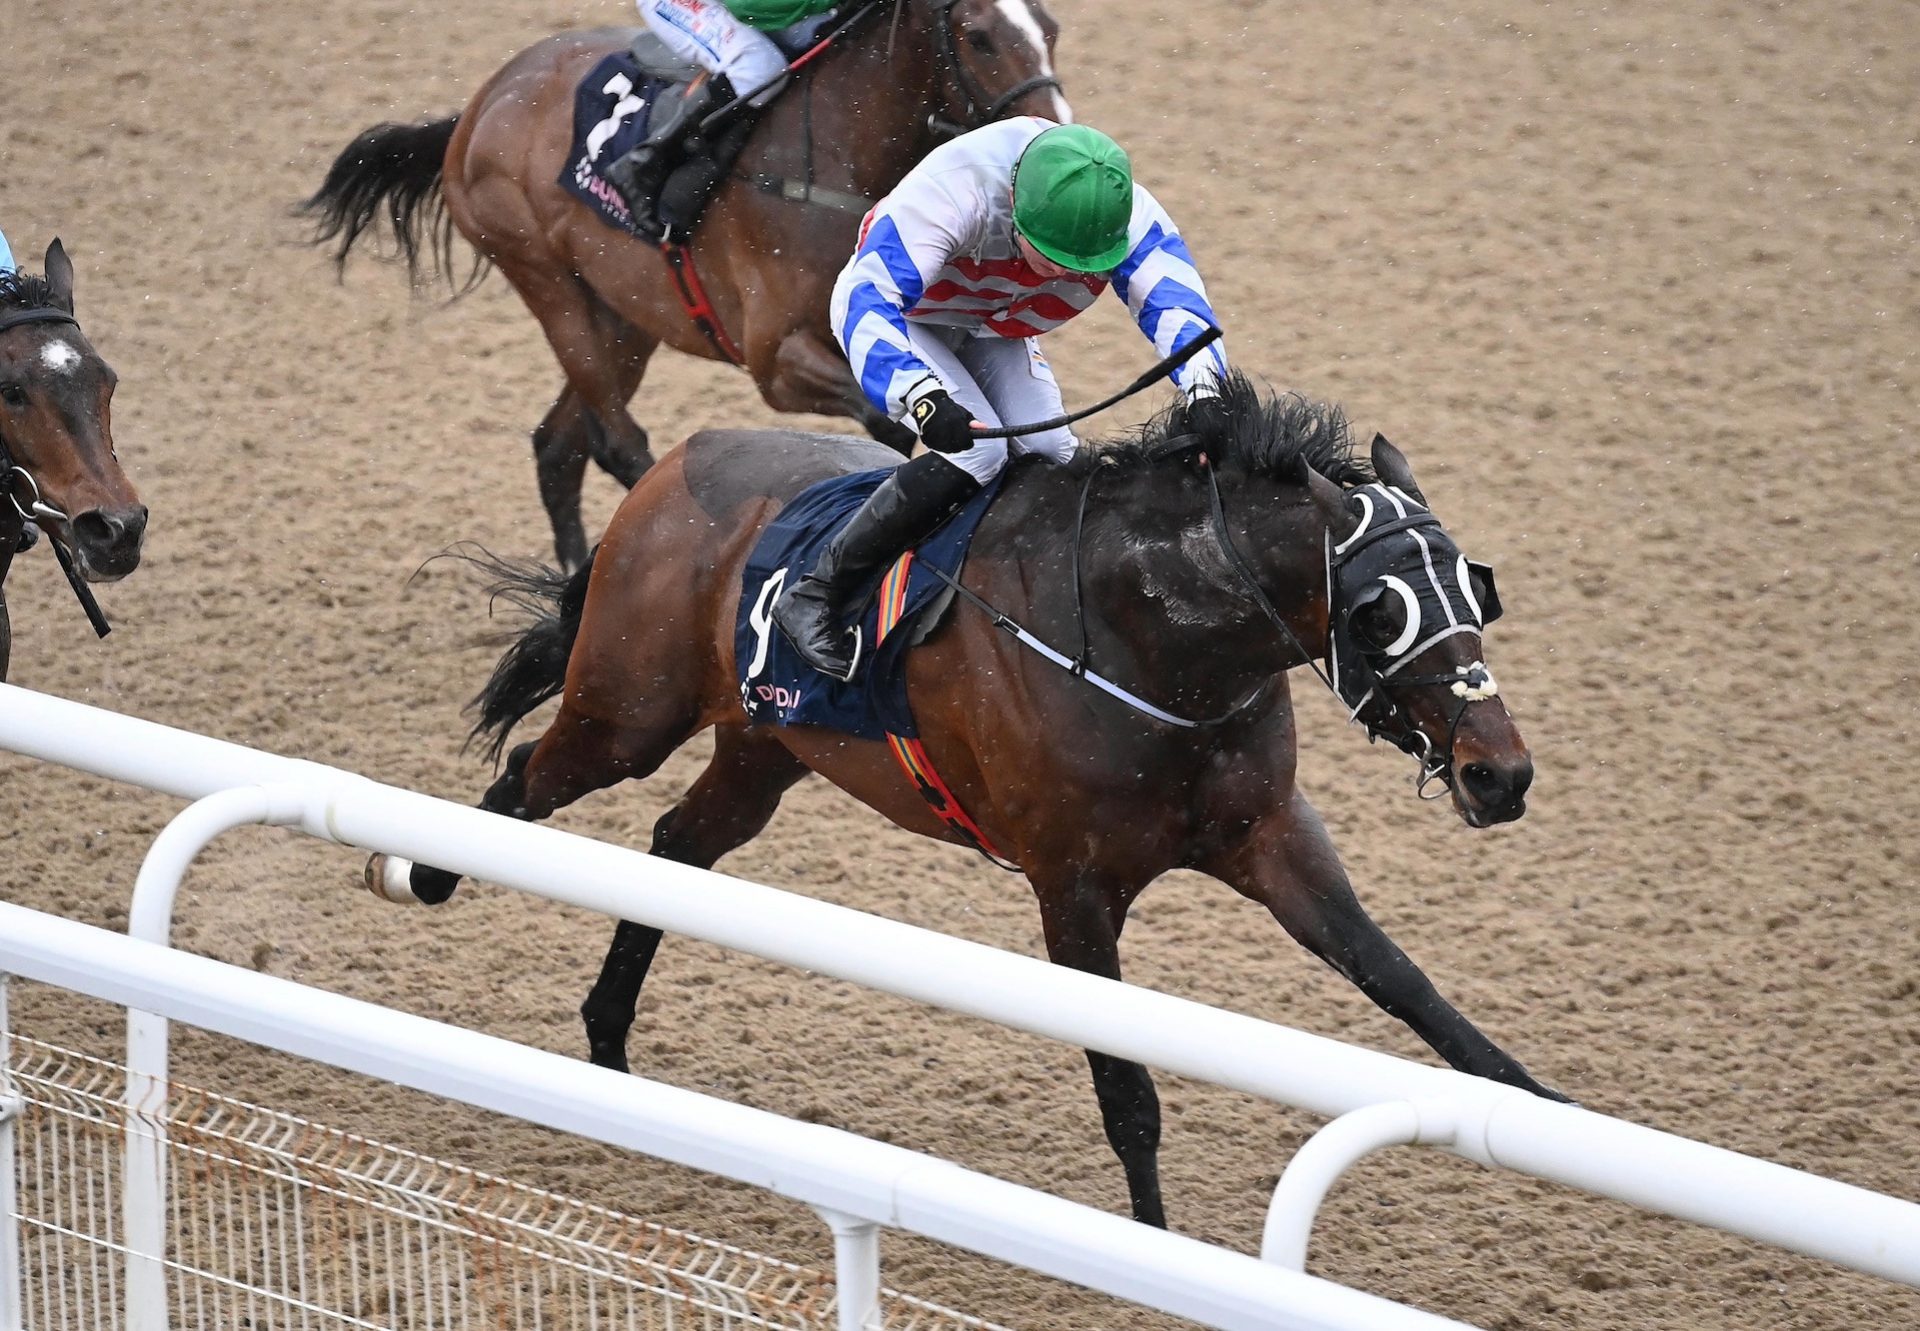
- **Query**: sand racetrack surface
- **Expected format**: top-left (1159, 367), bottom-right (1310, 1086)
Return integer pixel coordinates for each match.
top-left (2, 1), bottom-right (1916, 1327)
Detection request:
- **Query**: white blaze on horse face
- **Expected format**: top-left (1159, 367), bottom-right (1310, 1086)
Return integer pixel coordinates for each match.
top-left (40, 340), bottom-right (81, 375)
top-left (994, 0), bottom-right (1073, 122)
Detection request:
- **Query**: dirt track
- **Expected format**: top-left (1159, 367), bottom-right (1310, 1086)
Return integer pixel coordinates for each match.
top-left (2, 0), bottom-right (1917, 1327)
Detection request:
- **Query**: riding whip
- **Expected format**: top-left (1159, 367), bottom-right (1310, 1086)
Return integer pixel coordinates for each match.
top-left (966, 326), bottom-right (1224, 440)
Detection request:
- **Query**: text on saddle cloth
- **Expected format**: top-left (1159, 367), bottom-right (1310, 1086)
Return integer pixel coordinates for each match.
top-left (736, 467), bottom-right (1007, 741)
top-left (562, 16), bottom-right (846, 239)
top-left (560, 54), bottom-right (685, 235)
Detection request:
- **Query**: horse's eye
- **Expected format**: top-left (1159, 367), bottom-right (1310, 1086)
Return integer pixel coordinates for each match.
top-left (0, 385), bottom-right (26, 409)
top-left (1350, 598), bottom-right (1405, 651)
top-left (967, 30), bottom-right (996, 54)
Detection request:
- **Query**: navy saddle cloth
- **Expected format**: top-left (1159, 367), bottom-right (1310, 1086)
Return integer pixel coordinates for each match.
top-left (560, 18), bottom-right (837, 236)
top-left (736, 468), bottom-right (1005, 740)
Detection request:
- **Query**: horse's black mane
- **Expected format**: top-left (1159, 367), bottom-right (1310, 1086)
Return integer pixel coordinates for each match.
top-left (0, 270), bottom-right (62, 313)
top-left (1090, 369), bottom-right (1373, 488)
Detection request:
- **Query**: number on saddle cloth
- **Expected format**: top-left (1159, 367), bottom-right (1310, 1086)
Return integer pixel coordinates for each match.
top-left (558, 15), bottom-right (843, 240)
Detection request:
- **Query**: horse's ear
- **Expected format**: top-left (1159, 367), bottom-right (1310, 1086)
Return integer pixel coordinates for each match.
top-left (43, 239), bottom-right (74, 313)
top-left (1370, 432), bottom-right (1427, 507)
top-left (1300, 457), bottom-right (1347, 524)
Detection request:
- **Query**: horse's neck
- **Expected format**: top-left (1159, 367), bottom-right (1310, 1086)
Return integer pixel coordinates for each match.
top-left (791, 13), bottom-right (945, 194)
top-left (987, 463), bottom-right (1327, 721)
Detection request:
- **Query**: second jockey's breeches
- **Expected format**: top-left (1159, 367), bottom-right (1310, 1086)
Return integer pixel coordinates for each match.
top-left (904, 324), bottom-right (1077, 484)
top-left (636, 0), bottom-right (790, 105)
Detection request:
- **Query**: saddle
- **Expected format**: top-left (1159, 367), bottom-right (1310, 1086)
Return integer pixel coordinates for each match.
top-left (735, 466), bottom-right (1006, 741)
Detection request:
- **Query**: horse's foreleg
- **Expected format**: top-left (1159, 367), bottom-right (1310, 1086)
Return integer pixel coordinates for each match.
top-left (1032, 872), bottom-right (1168, 1228)
top-left (581, 727), bottom-right (808, 1071)
top-left (577, 292), bottom-right (658, 488)
top-left (1203, 792), bottom-right (1566, 1100)
top-left (762, 330), bottom-right (916, 455)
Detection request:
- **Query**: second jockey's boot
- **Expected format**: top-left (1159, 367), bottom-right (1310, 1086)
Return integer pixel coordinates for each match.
top-left (773, 453), bottom-right (984, 681)
top-left (604, 77), bottom-right (729, 237)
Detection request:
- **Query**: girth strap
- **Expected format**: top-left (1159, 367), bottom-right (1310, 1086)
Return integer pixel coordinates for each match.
top-left (875, 551), bottom-right (1020, 870)
top-left (658, 241), bottom-right (745, 366)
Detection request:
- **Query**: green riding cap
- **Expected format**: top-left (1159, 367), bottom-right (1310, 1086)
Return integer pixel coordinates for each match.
top-left (1012, 124), bottom-right (1136, 273)
top-left (722, 0), bottom-right (840, 30)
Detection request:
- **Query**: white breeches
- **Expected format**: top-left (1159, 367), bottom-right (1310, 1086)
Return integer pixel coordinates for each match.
top-left (636, 0), bottom-right (790, 106)
top-left (904, 324), bottom-right (1077, 483)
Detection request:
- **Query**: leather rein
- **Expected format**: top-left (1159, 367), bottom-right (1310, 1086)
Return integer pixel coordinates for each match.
top-left (927, 0), bottom-right (1065, 138)
top-left (925, 446), bottom-right (1493, 794)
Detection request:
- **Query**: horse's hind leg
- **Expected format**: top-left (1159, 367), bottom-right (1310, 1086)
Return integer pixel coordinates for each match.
top-left (500, 262), bottom-right (659, 565)
top-left (379, 695), bottom-right (700, 907)
top-left (581, 725), bottom-right (809, 1072)
top-left (1029, 865), bottom-right (1168, 1228)
top-left (1204, 791), bottom-right (1567, 1100)
top-left (531, 389), bottom-right (593, 570)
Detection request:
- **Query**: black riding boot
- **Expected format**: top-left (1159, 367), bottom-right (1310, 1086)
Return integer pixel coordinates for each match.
top-left (604, 77), bottom-right (728, 236)
top-left (773, 453), bottom-right (984, 681)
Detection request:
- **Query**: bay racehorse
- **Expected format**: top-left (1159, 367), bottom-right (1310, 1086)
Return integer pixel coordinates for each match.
top-left (0, 240), bottom-right (146, 678)
top-left (366, 372), bottom-right (1563, 1226)
top-left (302, 0), bottom-right (1071, 568)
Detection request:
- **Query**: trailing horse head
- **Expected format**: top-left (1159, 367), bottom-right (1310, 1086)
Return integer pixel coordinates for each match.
top-left (0, 240), bottom-right (146, 582)
top-left (1165, 374), bottom-right (1531, 827)
top-left (922, 0), bottom-right (1072, 130)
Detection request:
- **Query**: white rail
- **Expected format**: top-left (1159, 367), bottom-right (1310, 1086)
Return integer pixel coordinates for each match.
top-left (2, 682), bottom-right (1918, 1316)
top-left (0, 903), bottom-right (1467, 1331)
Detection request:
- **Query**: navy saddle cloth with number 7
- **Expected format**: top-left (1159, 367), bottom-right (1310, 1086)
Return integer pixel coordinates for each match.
top-left (735, 468), bottom-right (1005, 741)
top-left (560, 17), bottom-right (841, 236)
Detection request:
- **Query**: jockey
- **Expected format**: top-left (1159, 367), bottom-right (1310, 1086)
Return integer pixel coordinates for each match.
top-left (773, 118), bottom-right (1233, 680)
top-left (607, 0), bottom-right (839, 222)
top-left (0, 227), bottom-right (14, 273)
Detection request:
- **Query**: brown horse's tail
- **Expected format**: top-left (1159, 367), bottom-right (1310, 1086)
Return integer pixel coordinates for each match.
top-left (299, 115), bottom-right (485, 290)
top-left (456, 545), bottom-right (598, 762)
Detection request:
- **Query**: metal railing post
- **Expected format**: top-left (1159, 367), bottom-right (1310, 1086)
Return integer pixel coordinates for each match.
top-left (0, 972), bottom-right (22, 1331)
top-left (124, 785), bottom-right (308, 1331)
top-left (819, 1208), bottom-right (882, 1331)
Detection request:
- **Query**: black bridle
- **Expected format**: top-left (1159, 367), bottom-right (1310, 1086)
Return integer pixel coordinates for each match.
top-left (927, 0), bottom-right (1066, 138)
top-left (926, 442), bottom-right (1495, 795)
top-left (0, 305), bottom-right (113, 637)
top-left (1311, 499), bottom-right (1495, 796)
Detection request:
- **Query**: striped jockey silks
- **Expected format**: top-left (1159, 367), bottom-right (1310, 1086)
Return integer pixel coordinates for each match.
top-left (829, 117), bottom-right (1232, 419)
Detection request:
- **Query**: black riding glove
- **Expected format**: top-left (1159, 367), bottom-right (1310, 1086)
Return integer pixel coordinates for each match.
top-left (906, 388), bottom-right (979, 456)
top-left (1182, 391), bottom-right (1231, 441)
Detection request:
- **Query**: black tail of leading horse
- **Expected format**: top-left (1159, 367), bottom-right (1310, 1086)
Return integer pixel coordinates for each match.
top-left (299, 115), bottom-right (484, 289)
top-left (462, 546), bottom-right (597, 762)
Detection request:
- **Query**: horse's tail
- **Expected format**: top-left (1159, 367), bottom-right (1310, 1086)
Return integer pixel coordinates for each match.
top-left (299, 115), bottom-right (485, 290)
top-left (456, 545), bottom-right (598, 763)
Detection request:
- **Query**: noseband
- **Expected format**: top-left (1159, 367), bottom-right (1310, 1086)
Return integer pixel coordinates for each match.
top-left (928, 0), bottom-right (1065, 138)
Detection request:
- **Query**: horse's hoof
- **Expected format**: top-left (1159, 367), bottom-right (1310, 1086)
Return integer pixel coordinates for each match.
top-left (364, 854), bottom-right (421, 905)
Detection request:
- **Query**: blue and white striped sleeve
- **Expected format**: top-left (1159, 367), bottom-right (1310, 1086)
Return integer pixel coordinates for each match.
top-left (829, 180), bottom-right (967, 419)
top-left (1110, 187), bottom-right (1230, 398)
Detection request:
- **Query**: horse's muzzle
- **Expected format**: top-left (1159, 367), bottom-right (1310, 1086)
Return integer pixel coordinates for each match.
top-left (70, 504), bottom-right (148, 582)
top-left (1454, 755), bottom-right (1532, 827)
